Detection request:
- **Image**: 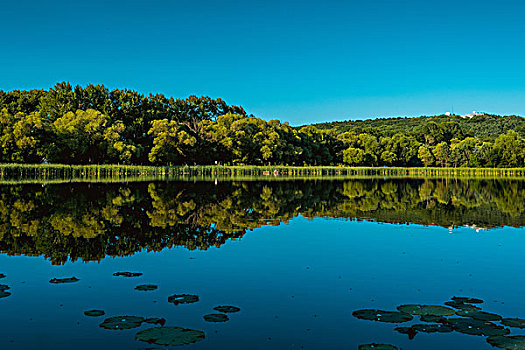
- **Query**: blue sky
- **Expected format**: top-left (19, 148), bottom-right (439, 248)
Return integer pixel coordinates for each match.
top-left (1, 0), bottom-right (525, 125)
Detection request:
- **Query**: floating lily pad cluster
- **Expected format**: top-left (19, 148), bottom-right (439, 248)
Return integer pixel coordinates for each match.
top-left (49, 277), bottom-right (79, 284)
top-left (135, 284), bottom-right (158, 291)
top-left (202, 305), bottom-right (241, 323)
top-left (353, 297), bottom-right (525, 349)
top-left (0, 284), bottom-right (11, 298)
top-left (167, 294), bottom-right (199, 305)
top-left (84, 309), bottom-right (105, 317)
top-left (113, 272), bottom-right (143, 277)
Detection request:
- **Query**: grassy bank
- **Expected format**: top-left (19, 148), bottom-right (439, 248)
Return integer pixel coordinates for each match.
top-left (1, 163), bottom-right (525, 183)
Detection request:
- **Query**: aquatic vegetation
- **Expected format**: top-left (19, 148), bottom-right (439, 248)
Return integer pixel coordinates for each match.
top-left (486, 335), bottom-right (525, 349)
top-left (445, 300), bottom-right (482, 311)
top-left (49, 277), bottom-right (79, 284)
top-left (84, 310), bottom-right (105, 317)
top-left (167, 294), bottom-right (199, 306)
top-left (144, 318), bottom-right (166, 326)
top-left (358, 344), bottom-right (399, 350)
top-left (444, 318), bottom-right (510, 337)
top-left (135, 327), bottom-right (206, 346)
top-left (203, 314), bottom-right (229, 322)
top-left (419, 315), bottom-right (447, 323)
top-left (113, 272), bottom-right (142, 277)
top-left (397, 304), bottom-right (455, 317)
top-left (411, 324), bottom-right (453, 333)
top-left (135, 284), bottom-right (158, 291)
top-left (352, 309), bottom-right (413, 323)
top-left (99, 316), bottom-right (145, 330)
top-left (501, 318), bottom-right (525, 329)
top-left (213, 306), bottom-right (241, 313)
top-left (456, 310), bottom-right (502, 321)
top-left (451, 297), bottom-right (484, 304)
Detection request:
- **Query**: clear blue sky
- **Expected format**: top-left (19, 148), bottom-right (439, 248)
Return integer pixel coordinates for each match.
top-left (2, 0), bottom-right (525, 125)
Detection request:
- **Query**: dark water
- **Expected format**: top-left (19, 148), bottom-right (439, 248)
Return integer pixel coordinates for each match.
top-left (1, 179), bottom-right (524, 349)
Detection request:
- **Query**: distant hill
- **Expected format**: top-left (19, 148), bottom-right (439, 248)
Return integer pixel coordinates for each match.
top-left (311, 114), bottom-right (525, 140)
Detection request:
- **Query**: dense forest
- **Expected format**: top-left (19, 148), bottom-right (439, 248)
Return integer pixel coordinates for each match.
top-left (1, 82), bottom-right (525, 167)
top-left (1, 179), bottom-right (524, 264)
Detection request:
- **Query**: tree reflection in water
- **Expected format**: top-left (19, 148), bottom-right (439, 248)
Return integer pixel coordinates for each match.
top-left (0, 178), bottom-right (524, 264)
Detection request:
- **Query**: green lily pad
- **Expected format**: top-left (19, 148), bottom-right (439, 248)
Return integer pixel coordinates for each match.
top-left (0, 274), bottom-right (5, 279)
top-left (84, 310), bottom-right (105, 317)
top-left (203, 313), bottom-right (229, 322)
top-left (49, 277), bottom-right (79, 284)
top-left (113, 272), bottom-right (143, 277)
top-left (167, 294), bottom-right (199, 305)
top-left (135, 326), bottom-right (206, 346)
top-left (213, 306), bottom-right (240, 313)
top-left (456, 310), bottom-right (502, 321)
top-left (397, 304), bottom-right (455, 316)
top-left (144, 318), bottom-right (166, 326)
top-left (412, 324), bottom-right (454, 333)
top-left (358, 343), bottom-right (399, 350)
top-left (0, 284), bottom-right (9, 291)
top-left (487, 335), bottom-right (525, 349)
top-left (135, 284), bottom-right (158, 291)
top-left (451, 297), bottom-right (483, 304)
top-left (501, 318), bottom-right (525, 329)
top-left (352, 309), bottom-right (413, 323)
top-left (100, 316), bottom-right (145, 330)
top-left (420, 315), bottom-right (447, 323)
top-left (394, 326), bottom-right (418, 339)
top-left (445, 318), bottom-right (510, 336)
top-left (445, 301), bottom-right (482, 311)
top-left (0, 291), bottom-right (11, 298)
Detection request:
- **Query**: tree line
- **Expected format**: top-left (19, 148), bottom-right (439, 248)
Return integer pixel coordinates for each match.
top-left (1, 82), bottom-right (524, 167)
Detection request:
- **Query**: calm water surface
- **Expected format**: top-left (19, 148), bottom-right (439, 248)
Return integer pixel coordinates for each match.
top-left (1, 179), bottom-right (524, 349)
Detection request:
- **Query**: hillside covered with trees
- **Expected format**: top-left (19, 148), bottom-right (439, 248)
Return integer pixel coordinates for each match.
top-left (1, 82), bottom-right (525, 167)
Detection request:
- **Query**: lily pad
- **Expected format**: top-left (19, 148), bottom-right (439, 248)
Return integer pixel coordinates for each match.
top-left (203, 314), bottom-right (229, 322)
top-left (135, 326), bottom-right (206, 346)
top-left (445, 318), bottom-right (510, 336)
top-left (168, 294), bottom-right (199, 305)
top-left (213, 305), bottom-right (240, 313)
top-left (456, 310), bottom-right (502, 321)
top-left (487, 335), bottom-right (525, 349)
top-left (100, 316), bottom-right (145, 330)
top-left (49, 277), bottom-right (79, 284)
top-left (451, 296), bottom-right (483, 304)
top-left (0, 291), bottom-right (11, 298)
top-left (135, 284), bottom-right (158, 291)
top-left (84, 310), bottom-right (105, 317)
top-left (144, 318), bottom-right (166, 326)
top-left (352, 309), bottom-right (413, 323)
top-left (445, 301), bottom-right (482, 311)
top-left (358, 344), bottom-right (399, 350)
top-left (113, 272), bottom-right (143, 277)
top-left (412, 323), bottom-right (453, 333)
top-left (501, 318), bottom-right (525, 329)
top-left (420, 315), bottom-right (447, 323)
top-left (394, 326), bottom-right (418, 339)
top-left (0, 284), bottom-right (9, 291)
top-left (397, 304), bottom-right (455, 316)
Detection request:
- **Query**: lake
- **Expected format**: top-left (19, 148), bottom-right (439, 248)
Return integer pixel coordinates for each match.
top-left (1, 178), bottom-right (524, 349)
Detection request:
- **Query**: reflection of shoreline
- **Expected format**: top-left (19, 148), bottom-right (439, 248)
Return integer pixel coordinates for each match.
top-left (0, 178), bottom-right (524, 263)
